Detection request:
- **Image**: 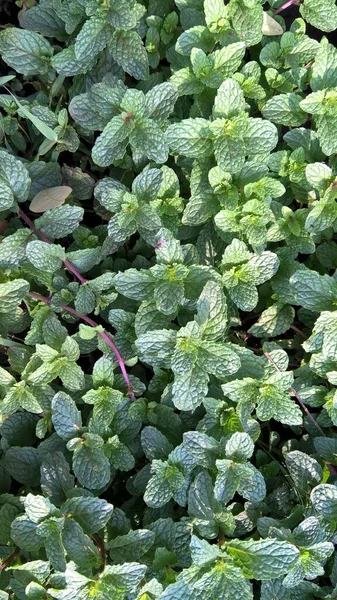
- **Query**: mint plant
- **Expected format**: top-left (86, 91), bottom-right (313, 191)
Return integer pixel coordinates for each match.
top-left (1, 0), bottom-right (337, 598)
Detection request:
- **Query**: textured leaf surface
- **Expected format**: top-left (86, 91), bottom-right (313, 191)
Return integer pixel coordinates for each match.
top-left (0, 28), bottom-right (53, 75)
top-left (227, 539), bottom-right (300, 580)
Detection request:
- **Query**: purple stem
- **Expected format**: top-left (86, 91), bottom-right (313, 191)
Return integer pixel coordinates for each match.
top-left (19, 210), bottom-right (135, 396)
top-left (28, 292), bottom-right (136, 401)
top-left (18, 208), bottom-right (87, 284)
top-left (274, 0), bottom-right (300, 15)
top-left (290, 324), bottom-right (307, 340)
top-left (264, 351), bottom-right (337, 476)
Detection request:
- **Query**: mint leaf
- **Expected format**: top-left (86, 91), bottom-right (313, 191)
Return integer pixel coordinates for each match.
top-left (62, 497), bottom-right (113, 534)
top-left (51, 392), bottom-right (82, 441)
top-left (227, 539), bottom-right (300, 580)
top-left (110, 30), bottom-right (149, 80)
top-left (0, 28), bottom-right (53, 75)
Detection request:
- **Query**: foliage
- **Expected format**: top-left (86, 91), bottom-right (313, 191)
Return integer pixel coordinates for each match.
top-left (1, 0), bottom-right (337, 598)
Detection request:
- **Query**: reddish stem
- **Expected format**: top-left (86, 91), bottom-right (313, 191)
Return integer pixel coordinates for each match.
top-left (91, 534), bottom-right (106, 572)
top-left (0, 547), bottom-right (19, 573)
top-left (264, 351), bottom-right (337, 475)
top-left (274, 0), bottom-right (300, 15)
top-left (218, 530), bottom-right (225, 548)
top-left (18, 208), bottom-right (49, 243)
top-left (28, 292), bottom-right (136, 401)
top-left (18, 208), bottom-right (87, 283)
top-left (290, 324), bottom-right (307, 340)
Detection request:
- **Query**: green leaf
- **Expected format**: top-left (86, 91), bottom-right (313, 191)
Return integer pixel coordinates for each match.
top-left (229, 0), bottom-right (263, 47)
top-left (167, 118), bottom-right (213, 158)
top-left (290, 268), bottom-right (337, 312)
top-left (51, 392), bottom-right (82, 441)
top-left (51, 44), bottom-right (94, 76)
top-left (248, 304), bottom-right (295, 338)
top-left (130, 118), bottom-right (168, 163)
top-left (5, 446), bottom-right (41, 486)
top-left (198, 341), bottom-right (241, 378)
top-left (62, 517), bottom-right (101, 568)
top-left (136, 329), bottom-right (177, 368)
top-left (141, 426), bottom-right (174, 460)
top-left (72, 445), bottom-right (111, 490)
top-left (108, 529), bottom-right (155, 562)
top-left (11, 516), bottom-right (43, 551)
top-left (26, 241), bottom-right (65, 273)
top-left (92, 115), bottom-right (129, 167)
top-left (0, 28), bottom-right (53, 75)
top-left (0, 75), bottom-right (16, 86)
top-left (285, 451), bottom-right (322, 495)
top-left (311, 39), bottom-right (337, 91)
top-left (225, 432), bottom-right (254, 461)
top-left (0, 181), bottom-right (14, 211)
top-left (175, 26), bottom-right (214, 56)
top-left (244, 118), bottom-right (278, 155)
top-left (0, 149), bottom-right (31, 202)
top-left (204, 0), bottom-right (228, 30)
top-left (74, 285), bottom-right (96, 315)
top-left (12, 94), bottom-right (58, 141)
top-left (300, 0), bottom-right (337, 32)
top-left (311, 483), bottom-right (337, 519)
top-left (98, 563), bottom-right (147, 594)
top-left (62, 497), bottom-right (113, 534)
top-left (37, 517), bottom-right (66, 573)
top-left (262, 94), bottom-right (307, 127)
top-left (106, 435), bottom-right (135, 471)
top-left (226, 538), bottom-right (300, 580)
top-left (172, 366), bottom-right (209, 411)
top-left (107, 0), bottom-right (139, 29)
top-left (114, 268), bottom-right (155, 300)
top-left (144, 82), bottom-right (178, 121)
top-left (40, 452), bottom-right (74, 505)
top-left (214, 133), bottom-right (246, 174)
top-left (213, 79), bottom-right (246, 119)
top-left (19, 2), bottom-right (67, 41)
top-left (110, 30), bottom-right (149, 80)
top-left (195, 280), bottom-right (227, 340)
top-left (34, 206), bottom-right (83, 238)
top-left (74, 17), bottom-right (108, 63)
top-left (0, 279), bottom-right (30, 313)
top-left (0, 229), bottom-right (31, 268)
top-left (213, 42), bottom-right (246, 76)
top-left (24, 493), bottom-right (55, 524)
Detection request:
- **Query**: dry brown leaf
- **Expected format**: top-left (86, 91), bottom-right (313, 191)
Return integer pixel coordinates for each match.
top-left (262, 12), bottom-right (284, 36)
top-left (29, 186), bottom-right (72, 213)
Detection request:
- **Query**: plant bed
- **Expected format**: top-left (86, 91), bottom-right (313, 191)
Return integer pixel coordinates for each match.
top-left (1, 0), bottom-right (337, 598)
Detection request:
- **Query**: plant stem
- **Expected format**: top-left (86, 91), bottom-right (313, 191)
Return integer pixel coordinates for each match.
top-left (19, 208), bottom-right (135, 398)
top-left (27, 292), bottom-right (136, 401)
top-left (217, 530), bottom-right (225, 548)
top-left (290, 324), bottom-right (307, 340)
top-left (274, 0), bottom-right (300, 15)
top-left (91, 534), bottom-right (106, 572)
top-left (18, 208), bottom-right (87, 283)
top-left (18, 208), bottom-right (49, 243)
top-left (264, 351), bottom-right (325, 436)
top-left (0, 547), bottom-right (19, 573)
top-left (264, 351), bottom-right (337, 476)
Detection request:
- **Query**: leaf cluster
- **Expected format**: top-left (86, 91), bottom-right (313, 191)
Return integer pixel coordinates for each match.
top-left (1, 0), bottom-right (337, 599)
